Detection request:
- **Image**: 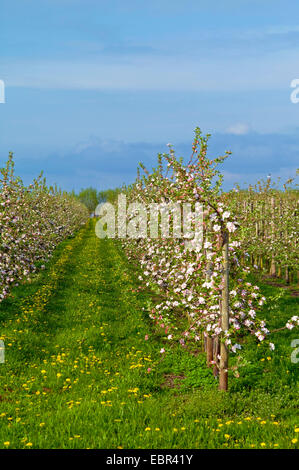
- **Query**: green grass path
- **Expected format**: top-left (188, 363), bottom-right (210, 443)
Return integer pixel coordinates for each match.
top-left (0, 221), bottom-right (298, 449)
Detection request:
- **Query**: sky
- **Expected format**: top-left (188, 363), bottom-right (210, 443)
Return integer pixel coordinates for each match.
top-left (0, 0), bottom-right (299, 191)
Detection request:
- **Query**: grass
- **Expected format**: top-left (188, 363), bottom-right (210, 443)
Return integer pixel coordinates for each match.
top-left (0, 220), bottom-right (298, 449)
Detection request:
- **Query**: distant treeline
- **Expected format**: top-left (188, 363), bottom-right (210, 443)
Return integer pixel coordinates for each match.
top-left (70, 187), bottom-right (121, 214)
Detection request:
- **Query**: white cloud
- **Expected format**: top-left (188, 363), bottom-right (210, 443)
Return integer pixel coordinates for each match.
top-left (225, 123), bottom-right (250, 135)
top-left (2, 46), bottom-right (298, 92)
top-left (265, 25), bottom-right (299, 34)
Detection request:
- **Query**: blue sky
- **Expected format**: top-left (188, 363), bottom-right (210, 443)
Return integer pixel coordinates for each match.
top-left (0, 0), bottom-right (299, 191)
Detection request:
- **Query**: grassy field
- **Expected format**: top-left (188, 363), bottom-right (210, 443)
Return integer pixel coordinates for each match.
top-left (0, 220), bottom-right (298, 449)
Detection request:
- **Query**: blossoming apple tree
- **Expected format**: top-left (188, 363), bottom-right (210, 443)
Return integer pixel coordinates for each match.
top-left (120, 128), bottom-right (299, 390)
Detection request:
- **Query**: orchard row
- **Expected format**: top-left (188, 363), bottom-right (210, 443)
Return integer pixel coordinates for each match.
top-left (0, 153), bottom-right (89, 302)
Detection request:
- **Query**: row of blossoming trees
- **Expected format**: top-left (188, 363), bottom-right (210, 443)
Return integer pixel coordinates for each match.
top-left (0, 153), bottom-right (89, 302)
top-left (117, 128), bottom-right (298, 390)
top-left (225, 181), bottom-right (298, 283)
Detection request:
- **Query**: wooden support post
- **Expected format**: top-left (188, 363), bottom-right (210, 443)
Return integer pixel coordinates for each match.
top-left (270, 257), bottom-right (276, 276)
top-left (206, 336), bottom-right (213, 368)
top-left (201, 331), bottom-right (205, 352)
top-left (213, 335), bottom-right (220, 377)
top-left (219, 230), bottom-right (229, 391)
